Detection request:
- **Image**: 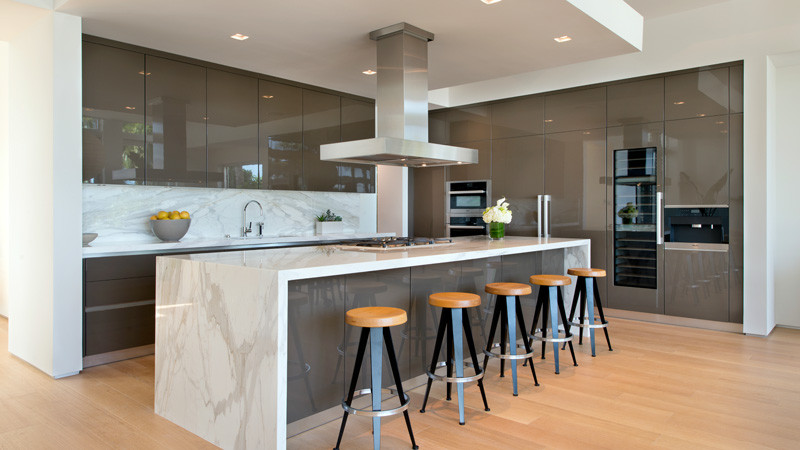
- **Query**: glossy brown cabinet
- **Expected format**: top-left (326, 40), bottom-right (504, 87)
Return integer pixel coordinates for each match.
top-left (730, 65), bottom-right (744, 114)
top-left (491, 135), bottom-right (544, 236)
top-left (340, 98), bottom-right (376, 193)
top-left (544, 87), bottom-right (606, 133)
top-left (729, 113), bottom-right (744, 322)
top-left (260, 80), bottom-right (303, 190)
top-left (447, 140), bottom-right (491, 182)
top-left (665, 67), bottom-right (729, 120)
top-left (449, 105), bottom-right (490, 143)
top-left (490, 96), bottom-right (544, 139)
top-left (302, 90), bottom-right (341, 192)
top-left (82, 42), bottom-right (146, 185)
top-left (207, 69), bottom-right (259, 189)
top-left (665, 116), bottom-right (729, 206)
top-left (411, 167), bottom-right (446, 238)
top-left (429, 109), bottom-right (449, 145)
top-left (607, 78), bottom-right (664, 126)
top-left (145, 55), bottom-right (207, 187)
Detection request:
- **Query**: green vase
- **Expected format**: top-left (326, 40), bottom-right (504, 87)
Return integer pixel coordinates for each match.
top-left (489, 222), bottom-right (505, 240)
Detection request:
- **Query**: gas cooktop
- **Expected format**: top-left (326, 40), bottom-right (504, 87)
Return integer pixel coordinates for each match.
top-left (337, 237), bottom-right (454, 251)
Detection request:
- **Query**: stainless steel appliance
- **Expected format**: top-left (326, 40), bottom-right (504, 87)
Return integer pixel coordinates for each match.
top-left (337, 237), bottom-right (454, 252)
top-left (445, 180), bottom-right (490, 237)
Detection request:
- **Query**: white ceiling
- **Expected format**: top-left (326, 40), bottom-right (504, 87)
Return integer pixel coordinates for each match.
top-left (625, 0), bottom-right (729, 20)
top-left (0, 0), bottom-right (49, 41)
top-left (55, 0), bottom-right (643, 99)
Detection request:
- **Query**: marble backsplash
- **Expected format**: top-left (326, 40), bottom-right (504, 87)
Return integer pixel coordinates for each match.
top-left (83, 185), bottom-right (377, 244)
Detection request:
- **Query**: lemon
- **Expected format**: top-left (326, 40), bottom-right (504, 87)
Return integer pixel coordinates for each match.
top-left (156, 211), bottom-right (169, 220)
top-left (169, 212), bottom-right (181, 220)
top-left (180, 211), bottom-right (190, 219)
top-left (150, 215), bottom-right (157, 220)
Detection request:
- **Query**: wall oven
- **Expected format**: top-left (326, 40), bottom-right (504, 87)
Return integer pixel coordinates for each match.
top-left (446, 180), bottom-right (490, 237)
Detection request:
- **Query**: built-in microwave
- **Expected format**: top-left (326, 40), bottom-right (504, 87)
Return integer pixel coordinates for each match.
top-left (445, 180), bottom-right (490, 237)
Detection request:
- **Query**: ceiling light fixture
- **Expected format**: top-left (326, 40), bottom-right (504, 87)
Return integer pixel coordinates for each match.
top-left (138, 71), bottom-right (151, 76)
top-left (544, 119), bottom-right (554, 123)
top-left (554, 35), bottom-right (572, 43)
top-left (362, 69), bottom-right (377, 75)
top-left (481, 0), bottom-right (503, 4)
top-left (262, 95), bottom-right (274, 99)
top-left (673, 101), bottom-right (685, 105)
top-left (230, 33), bottom-right (249, 41)
top-left (124, 106), bottom-right (136, 110)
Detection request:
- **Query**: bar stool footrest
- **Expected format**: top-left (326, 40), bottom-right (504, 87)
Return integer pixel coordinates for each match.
top-left (529, 332), bottom-right (573, 344)
top-left (569, 320), bottom-right (609, 329)
top-left (426, 361), bottom-right (484, 383)
top-left (483, 342), bottom-right (535, 360)
top-left (341, 388), bottom-right (410, 418)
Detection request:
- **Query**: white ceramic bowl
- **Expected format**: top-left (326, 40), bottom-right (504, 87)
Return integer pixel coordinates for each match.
top-left (82, 232), bottom-right (98, 246)
top-left (150, 219), bottom-right (191, 242)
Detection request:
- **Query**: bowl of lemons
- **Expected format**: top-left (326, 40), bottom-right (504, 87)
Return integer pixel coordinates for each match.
top-left (150, 210), bottom-right (191, 242)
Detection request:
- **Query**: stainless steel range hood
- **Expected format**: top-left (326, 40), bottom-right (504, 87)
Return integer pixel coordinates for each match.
top-left (320, 23), bottom-right (478, 167)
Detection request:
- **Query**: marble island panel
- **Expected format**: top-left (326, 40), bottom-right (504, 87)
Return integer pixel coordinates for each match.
top-left (154, 236), bottom-right (590, 449)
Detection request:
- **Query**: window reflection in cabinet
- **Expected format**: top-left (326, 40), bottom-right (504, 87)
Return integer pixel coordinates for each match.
top-left (302, 90), bottom-right (341, 192)
top-left (260, 80), bottom-right (303, 190)
top-left (665, 68), bottom-right (729, 120)
top-left (145, 55), bottom-right (207, 187)
top-left (340, 98), bottom-right (375, 193)
top-left (82, 42), bottom-right (145, 185)
top-left (207, 69), bottom-right (258, 189)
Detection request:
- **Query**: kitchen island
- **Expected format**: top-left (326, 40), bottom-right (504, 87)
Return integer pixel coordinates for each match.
top-left (154, 236), bottom-right (590, 449)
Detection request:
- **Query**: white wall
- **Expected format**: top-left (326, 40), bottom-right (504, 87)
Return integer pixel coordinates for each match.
top-left (0, 41), bottom-right (9, 318)
top-left (8, 11), bottom-right (83, 377)
top-left (773, 54), bottom-right (800, 328)
top-left (429, 0), bottom-right (800, 336)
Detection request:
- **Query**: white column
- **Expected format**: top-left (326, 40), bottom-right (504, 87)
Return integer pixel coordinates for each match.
top-left (376, 165), bottom-right (408, 237)
top-left (8, 10), bottom-right (83, 377)
top-left (0, 42), bottom-right (9, 318)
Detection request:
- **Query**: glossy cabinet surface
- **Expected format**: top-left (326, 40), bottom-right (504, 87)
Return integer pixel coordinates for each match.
top-left (665, 248), bottom-right (729, 322)
top-left (145, 55), bottom-right (207, 187)
top-left (491, 96), bottom-right (544, 139)
top-left (449, 105), bottom-right (490, 143)
top-left (665, 68), bottom-right (729, 120)
top-left (411, 167), bottom-right (446, 238)
top-left (729, 113), bottom-right (743, 323)
top-left (545, 129), bottom-right (607, 272)
top-left (491, 135), bottom-right (544, 236)
top-left (730, 65), bottom-right (743, 114)
top-left (340, 98), bottom-right (376, 193)
top-left (302, 90), bottom-right (341, 191)
top-left (544, 87), bottom-right (605, 133)
top-left (607, 78), bottom-right (664, 126)
top-left (82, 42), bottom-right (146, 185)
top-left (260, 80), bottom-right (303, 190)
top-left (447, 140), bottom-right (491, 182)
top-left (207, 69), bottom-right (258, 189)
top-left (665, 116), bottom-right (729, 206)
top-left (429, 109), bottom-right (449, 145)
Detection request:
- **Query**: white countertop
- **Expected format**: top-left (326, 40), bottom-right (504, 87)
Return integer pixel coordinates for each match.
top-left (167, 236), bottom-right (591, 279)
top-left (82, 232), bottom-right (395, 258)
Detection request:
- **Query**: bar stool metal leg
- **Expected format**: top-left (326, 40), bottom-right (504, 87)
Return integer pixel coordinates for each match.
top-left (557, 288), bottom-right (579, 368)
top-left (462, 311), bottom-right (491, 411)
top-left (383, 328), bottom-right (419, 449)
top-left (451, 308), bottom-right (466, 424)
top-left (594, 281), bottom-right (613, 351)
top-left (504, 295), bottom-right (520, 396)
top-left (335, 328), bottom-right (369, 450)
top-left (584, 277), bottom-right (597, 356)
top-left (548, 286), bottom-right (561, 373)
top-left (420, 312), bottom-right (448, 413)
top-left (369, 328), bottom-right (383, 449)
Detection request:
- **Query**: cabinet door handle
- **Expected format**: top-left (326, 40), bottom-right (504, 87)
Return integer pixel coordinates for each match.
top-left (544, 194), bottom-right (551, 238)
top-left (537, 195), bottom-right (543, 238)
top-left (656, 192), bottom-right (663, 245)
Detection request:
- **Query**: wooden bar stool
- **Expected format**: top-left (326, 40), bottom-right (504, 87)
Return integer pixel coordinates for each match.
top-left (482, 283), bottom-right (539, 396)
top-left (420, 292), bottom-right (490, 425)
top-left (565, 268), bottom-right (613, 357)
top-left (334, 307), bottom-right (418, 450)
top-left (528, 275), bottom-right (578, 374)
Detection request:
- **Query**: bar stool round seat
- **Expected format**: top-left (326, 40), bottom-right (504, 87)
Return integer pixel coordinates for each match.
top-left (485, 282), bottom-right (532, 296)
top-left (530, 274), bottom-right (571, 286)
top-left (345, 307), bottom-right (407, 328)
top-left (429, 292), bottom-right (481, 309)
top-left (567, 268), bottom-right (607, 278)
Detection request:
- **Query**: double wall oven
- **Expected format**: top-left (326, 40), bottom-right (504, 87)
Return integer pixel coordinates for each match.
top-left (445, 180), bottom-right (490, 237)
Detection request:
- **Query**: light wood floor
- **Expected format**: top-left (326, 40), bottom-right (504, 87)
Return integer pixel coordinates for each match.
top-left (1, 315), bottom-right (799, 449)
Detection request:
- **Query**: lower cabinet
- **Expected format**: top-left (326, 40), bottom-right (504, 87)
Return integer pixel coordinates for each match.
top-left (665, 248), bottom-right (730, 322)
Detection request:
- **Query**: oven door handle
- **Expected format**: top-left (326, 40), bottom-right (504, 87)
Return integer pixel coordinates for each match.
top-left (446, 225), bottom-right (486, 229)
top-left (446, 190), bottom-right (486, 195)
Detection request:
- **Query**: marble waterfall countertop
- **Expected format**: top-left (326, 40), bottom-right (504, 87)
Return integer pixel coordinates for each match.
top-left (155, 236), bottom-right (590, 449)
top-left (81, 232), bottom-right (395, 258)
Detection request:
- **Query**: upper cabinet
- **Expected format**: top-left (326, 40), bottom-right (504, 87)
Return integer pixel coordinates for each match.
top-left (429, 109), bottom-right (449, 145)
top-left (447, 140), bottom-right (491, 182)
top-left (449, 105), bottom-right (490, 143)
top-left (544, 87), bottom-right (606, 133)
top-left (729, 64), bottom-right (743, 114)
top-left (82, 42), bottom-right (145, 185)
top-left (491, 96), bottom-right (544, 139)
top-left (207, 69), bottom-right (258, 189)
top-left (82, 40), bottom-right (376, 193)
top-left (145, 55), bottom-right (207, 187)
top-left (607, 78), bottom-right (664, 126)
top-left (665, 67), bottom-right (729, 120)
top-left (302, 90), bottom-right (341, 192)
top-left (340, 98), bottom-right (376, 193)
top-left (665, 116), bottom-right (729, 205)
top-left (260, 80), bottom-right (303, 191)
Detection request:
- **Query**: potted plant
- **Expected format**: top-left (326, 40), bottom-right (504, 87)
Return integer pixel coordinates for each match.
top-left (315, 209), bottom-right (344, 235)
top-left (482, 197), bottom-right (512, 239)
top-left (617, 202), bottom-right (639, 225)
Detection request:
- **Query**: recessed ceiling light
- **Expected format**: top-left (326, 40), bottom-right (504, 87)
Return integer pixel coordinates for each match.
top-left (124, 106), bottom-right (136, 110)
top-left (138, 71), bottom-right (151, 76)
top-left (421, 163), bottom-right (427, 167)
top-left (481, 0), bottom-right (502, 4)
top-left (230, 33), bottom-right (249, 41)
top-left (262, 95), bottom-right (274, 99)
top-left (362, 69), bottom-right (377, 75)
top-left (84, 107), bottom-right (94, 111)
top-left (715, 121), bottom-right (725, 124)
top-left (457, 161), bottom-right (463, 164)
top-left (697, 113), bottom-right (706, 117)
top-left (544, 119), bottom-right (554, 123)
top-left (554, 35), bottom-right (572, 43)
top-left (582, 131), bottom-right (591, 135)
top-left (673, 101), bottom-right (685, 105)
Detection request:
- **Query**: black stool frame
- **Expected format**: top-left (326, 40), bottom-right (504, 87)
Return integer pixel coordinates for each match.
top-left (528, 285), bottom-right (578, 374)
top-left (564, 275), bottom-right (613, 356)
top-left (482, 294), bottom-right (539, 396)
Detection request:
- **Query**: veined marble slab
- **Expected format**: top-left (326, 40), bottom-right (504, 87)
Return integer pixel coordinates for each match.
top-left (155, 236), bottom-right (590, 449)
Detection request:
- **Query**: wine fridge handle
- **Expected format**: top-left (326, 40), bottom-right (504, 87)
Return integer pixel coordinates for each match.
top-left (544, 195), bottom-right (551, 238)
top-left (537, 194), bottom-right (543, 238)
top-left (656, 192), bottom-right (663, 245)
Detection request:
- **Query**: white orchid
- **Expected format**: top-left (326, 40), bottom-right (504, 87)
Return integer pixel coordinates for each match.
top-left (482, 197), bottom-right (512, 224)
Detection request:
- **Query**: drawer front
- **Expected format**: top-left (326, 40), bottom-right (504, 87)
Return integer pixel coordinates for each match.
top-left (85, 254), bottom-right (157, 281)
top-left (84, 304), bottom-right (155, 356)
top-left (85, 277), bottom-right (156, 309)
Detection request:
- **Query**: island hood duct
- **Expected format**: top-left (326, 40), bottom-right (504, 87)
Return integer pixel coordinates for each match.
top-left (320, 23), bottom-right (478, 167)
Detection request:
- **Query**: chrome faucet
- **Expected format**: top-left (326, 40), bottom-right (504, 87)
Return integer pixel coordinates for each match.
top-left (242, 200), bottom-right (264, 238)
